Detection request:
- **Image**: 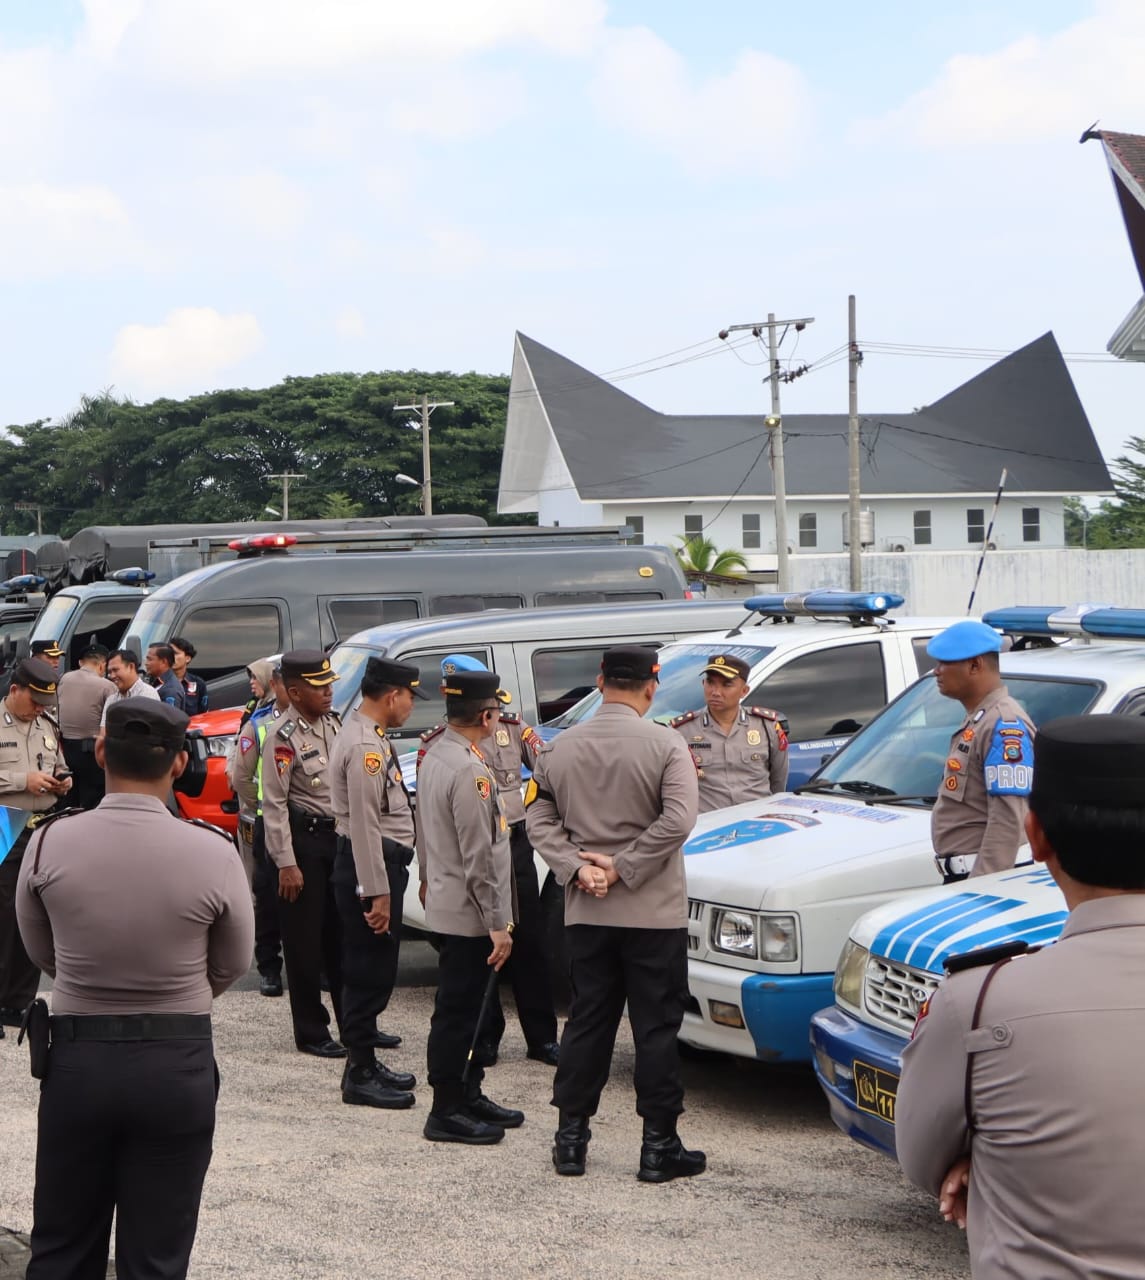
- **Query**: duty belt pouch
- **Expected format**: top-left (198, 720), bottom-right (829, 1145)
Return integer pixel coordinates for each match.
top-left (18, 998), bottom-right (50, 1079)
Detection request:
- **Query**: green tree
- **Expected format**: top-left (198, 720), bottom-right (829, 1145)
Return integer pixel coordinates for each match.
top-left (1063, 437), bottom-right (1145, 549)
top-left (675, 535), bottom-right (749, 576)
top-left (320, 491), bottom-right (364, 519)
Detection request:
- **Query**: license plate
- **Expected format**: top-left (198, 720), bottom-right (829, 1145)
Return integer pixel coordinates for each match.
top-left (853, 1058), bottom-right (899, 1124)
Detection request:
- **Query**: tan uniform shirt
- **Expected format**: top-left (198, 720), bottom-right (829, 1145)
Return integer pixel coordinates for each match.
top-left (419, 712), bottom-right (541, 824)
top-left (260, 708), bottom-right (340, 870)
top-left (672, 705), bottom-right (789, 813)
top-left (415, 727), bottom-right (512, 937)
top-left (0, 704), bottom-right (66, 811)
top-left (330, 709), bottom-right (415, 898)
top-left (527, 702), bottom-right (699, 930)
top-left (931, 685), bottom-right (1034, 876)
top-left (55, 668), bottom-right (114, 740)
top-left (15, 795), bottom-right (254, 1015)
top-left (897, 895), bottom-right (1145, 1279)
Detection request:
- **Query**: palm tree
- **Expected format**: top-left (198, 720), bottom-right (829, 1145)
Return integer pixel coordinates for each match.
top-left (675, 534), bottom-right (749, 577)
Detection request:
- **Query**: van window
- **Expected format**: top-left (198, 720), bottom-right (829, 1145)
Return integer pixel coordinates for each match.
top-left (534, 591), bottom-right (664, 607)
top-left (912, 636), bottom-right (938, 676)
top-left (179, 604), bottom-right (282, 680)
top-left (750, 642), bottom-right (886, 740)
top-left (387, 648), bottom-right (492, 744)
top-left (532, 646), bottom-right (646, 722)
top-left (67, 598), bottom-right (142, 667)
top-left (430, 595), bottom-right (524, 615)
top-left (327, 597), bottom-right (419, 638)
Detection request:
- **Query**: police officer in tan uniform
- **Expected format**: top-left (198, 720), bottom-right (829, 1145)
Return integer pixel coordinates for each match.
top-left (55, 644), bottom-right (113, 811)
top-left (927, 620), bottom-right (1034, 882)
top-left (670, 653), bottom-right (788, 811)
top-left (0, 658), bottom-right (72, 1033)
top-left (527, 645), bottom-right (703, 1182)
top-left (260, 650), bottom-right (345, 1056)
top-left (897, 714), bottom-right (1145, 1279)
top-left (419, 654), bottom-right (558, 1067)
top-left (416, 669), bottom-right (522, 1145)
top-left (330, 657), bottom-right (424, 1110)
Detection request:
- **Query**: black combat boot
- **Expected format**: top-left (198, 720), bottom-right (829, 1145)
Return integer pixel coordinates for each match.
top-left (637, 1118), bottom-right (706, 1183)
top-left (552, 1113), bottom-right (591, 1176)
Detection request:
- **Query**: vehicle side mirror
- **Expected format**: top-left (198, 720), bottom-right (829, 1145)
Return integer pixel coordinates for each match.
top-left (826, 718), bottom-right (861, 736)
top-left (173, 728), bottom-right (208, 799)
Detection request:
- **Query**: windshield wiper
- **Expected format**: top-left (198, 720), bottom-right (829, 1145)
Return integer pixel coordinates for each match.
top-left (873, 793), bottom-right (937, 808)
top-left (795, 778), bottom-right (894, 797)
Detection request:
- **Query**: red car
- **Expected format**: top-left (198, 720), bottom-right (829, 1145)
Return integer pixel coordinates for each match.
top-left (175, 708), bottom-right (245, 834)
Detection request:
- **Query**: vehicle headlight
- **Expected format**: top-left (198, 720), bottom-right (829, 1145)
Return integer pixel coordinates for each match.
top-left (710, 910), bottom-right (757, 957)
top-left (205, 734), bottom-right (236, 758)
top-left (834, 939), bottom-right (870, 1009)
top-left (759, 913), bottom-right (798, 962)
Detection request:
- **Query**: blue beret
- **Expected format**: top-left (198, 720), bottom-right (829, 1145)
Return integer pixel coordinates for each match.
top-left (926, 620), bottom-right (1003, 662)
top-left (440, 653), bottom-right (488, 678)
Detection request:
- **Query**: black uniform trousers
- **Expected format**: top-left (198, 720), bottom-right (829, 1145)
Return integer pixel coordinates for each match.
top-left (332, 837), bottom-right (408, 1065)
top-left (277, 820), bottom-right (343, 1048)
top-left (0, 827), bottom-right (40, 1014)
top-left (553, 924), bottom-right (688, 1122)
top-left (250, 818), bottom-right (283, 978)
top-left (426, 933), bottom-right (494, 1113)
top-left (486, 821), bottom-right (557, 1050)
top-left (60, 738), bottom-right (105, 812)
top-left (27, 1036), bottom-right (216, 1280)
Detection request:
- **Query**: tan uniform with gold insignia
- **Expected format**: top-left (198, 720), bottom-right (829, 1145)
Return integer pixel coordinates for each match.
top-left (671, 705), bottom-right (789, 813)
top-left (419, 712), bottom-right (541, 824)
top-left (260, 710), bottom-right (340, 870)
top-left (931, 686), bottom-right (1033, 877)
top-left (0, 706), bottom-right (66, 813)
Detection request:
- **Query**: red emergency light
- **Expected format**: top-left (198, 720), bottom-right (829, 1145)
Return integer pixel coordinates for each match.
top-left (227, 533), bottom-right (299, 552)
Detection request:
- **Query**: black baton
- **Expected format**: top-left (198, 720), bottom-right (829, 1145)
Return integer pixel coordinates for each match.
top-left (461, 925), bottom-right (514, 1086)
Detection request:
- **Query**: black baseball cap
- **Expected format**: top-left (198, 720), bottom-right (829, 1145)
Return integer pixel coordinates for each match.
top-left (104, 699), bottom-right (189, 749)
top-left (601, 645), bottom-right (661, 682)
top-left (30, 639), bottom-right (64, 659)
top-left (1032, 715), bottom-right (1145, 810)
top-left (442, 671), bottom-right (505, 703)
top-left (701, 654), bottom-right (750, 682)
top-left (366, 656), bottom-right (429, 700)
top-left (11, 657), bottom-right (58, 705)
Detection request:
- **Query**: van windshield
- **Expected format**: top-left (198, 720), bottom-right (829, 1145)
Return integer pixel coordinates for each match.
top-left (546, 642), bottom-right (777, 727)
top-left (329, 643), bottom-right (387, 718)
top-left (128, 598), bottom-right (181, 654)
top-left (29, 595), bottom-right (78, 645)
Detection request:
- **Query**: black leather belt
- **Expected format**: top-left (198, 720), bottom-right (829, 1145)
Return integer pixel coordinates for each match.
top-left (50, 1013), bottom-right (212, 1041)
top-left (288, 807), bottom-right (336, 832)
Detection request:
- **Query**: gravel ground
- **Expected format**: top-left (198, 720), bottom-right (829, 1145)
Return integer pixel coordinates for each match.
top-left (0, 947), bottom-right (969, 1279)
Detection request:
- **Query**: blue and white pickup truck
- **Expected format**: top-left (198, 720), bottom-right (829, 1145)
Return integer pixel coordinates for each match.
top-left (808, 605), bottom-right (1145, 1157)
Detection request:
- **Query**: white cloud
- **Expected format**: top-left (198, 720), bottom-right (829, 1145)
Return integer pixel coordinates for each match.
top-left (228, 171), bottom-right (309, 241)
top-left (79, 0), bottom-right (146, 60)
top-left (334, 306), bottom-right (366, 338)
top-left (110, 307), bottom-right (265, 393)
top-left (861, 0), bottom-right (1145, 146)
top-left (0, 183), bottom-right (142, 279)
top-left (588, 26), bottom-right (810, 176)
top-left (383, 70), bottom-right (527, 140)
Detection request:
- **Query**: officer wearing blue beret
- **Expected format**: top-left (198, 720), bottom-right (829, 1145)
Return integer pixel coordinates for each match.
top-left (927, 620), bottom-right (1035, 882)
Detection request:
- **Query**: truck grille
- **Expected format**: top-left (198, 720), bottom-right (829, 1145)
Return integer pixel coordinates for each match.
top-left (864, 957), bottom-right (940, 1035)
top-left (687, 899), bottom-right (704, 952)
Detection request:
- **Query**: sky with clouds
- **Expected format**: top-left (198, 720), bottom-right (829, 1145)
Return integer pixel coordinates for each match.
top-left (2, 0), bottom-right (1144, 466)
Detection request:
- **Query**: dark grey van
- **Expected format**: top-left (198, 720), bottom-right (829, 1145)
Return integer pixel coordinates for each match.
top-left (125, 532), bottom-right (687, 708)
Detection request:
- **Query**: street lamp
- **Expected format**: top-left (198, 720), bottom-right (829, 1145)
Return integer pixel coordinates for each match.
top-left (395, 473), bottom-right (425, 511)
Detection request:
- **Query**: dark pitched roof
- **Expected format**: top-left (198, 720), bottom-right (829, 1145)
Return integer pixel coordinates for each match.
top-left (515, 332), bottom-right (1112, 500)
top-left (1093, 130), bottom-right (1145, 293)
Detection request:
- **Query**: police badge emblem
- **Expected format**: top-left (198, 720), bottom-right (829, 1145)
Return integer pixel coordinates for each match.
top-left (475, 776), bottom-right (492, 800)
top-left (747, 729), bottom-right (761, 746)
top-left (363, 752), bottom-right (383, 776)
top-left (495, 729), bottom-right (510, 747)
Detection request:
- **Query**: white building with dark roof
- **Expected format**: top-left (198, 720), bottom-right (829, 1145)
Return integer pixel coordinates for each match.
top-left (1086, 127), bottom-right (1145, 361)
top-left (498, 331), bottom-right (1113, 571)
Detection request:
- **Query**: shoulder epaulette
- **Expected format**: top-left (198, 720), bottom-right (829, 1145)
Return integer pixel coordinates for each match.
top-left (40, 711), bottom-right (60, 731)
top-left (670, 710), bottom-right (699, 728)
top-left (943, 940), bottom-right (1032, 975)
top-left (276, 718), bottom-right (297, 740)
top-left (420, 724), bottom-right (446, 744)
top-left (31, 807), bottom-right (82, 833)
top-left (499, 711), bottom-right (521, 725)
top-left (185, 817), bottom-right (234, 843)
top-left (748, 706), bottom-right (780, 722)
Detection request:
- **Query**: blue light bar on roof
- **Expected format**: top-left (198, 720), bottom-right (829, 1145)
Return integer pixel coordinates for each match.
top-left (744, 590), bottom-right (905, 618)
top-left (108, 567), bottom-right (156, 586)
top-left (983, 604), bottom-right (1145, 641)
top-left (1, 574), bottom-right (46, 592)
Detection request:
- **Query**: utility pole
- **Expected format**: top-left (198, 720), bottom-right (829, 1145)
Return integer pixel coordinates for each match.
top-left (14, 502), bottom-right (43, 535)
top-left (847, 295), bottom-right (862, 590)
top-left (393, 393), bottom-right (455, 517)
top-left (268, 472), bottom-right (304, 520)
top-left (719, 314), bottom-right (814, 592)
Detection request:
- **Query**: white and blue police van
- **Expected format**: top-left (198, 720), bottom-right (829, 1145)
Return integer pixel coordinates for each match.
top-left (808, 605), bottom-right (1145, 1157)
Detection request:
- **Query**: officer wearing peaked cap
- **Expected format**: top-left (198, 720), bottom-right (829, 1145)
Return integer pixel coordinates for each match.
top-left (897, 714), bottom-right (1145, 1278)
top-left (671, 653), bottom-right (788, 812)
top-left (329, 657), bottom-right (425, 1109)
top-left (419, 654), bottom-right (558, 1068)
top-left (927, 620), bottom-right (1034, 882)
top-left (0, 658), bottom-right (72, 1033)
top-left (260, 649), bottom-right (347, 1057)
top-left (416, 668), bottom-right (522, 1144)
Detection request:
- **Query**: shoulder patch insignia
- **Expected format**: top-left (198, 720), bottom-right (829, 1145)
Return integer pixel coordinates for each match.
top-left (521, 724), bottom-right (542, 751)
top-left (499, 711), bottom-right (520, 725)
top-left (670, 710), bottom-right (699, 728)
top-left (475, 775), bottom-right (492, 801)
top-left (523, 778), bottom-right (538, 808)
top-left (239, 735), bottom-right (255, 755)
top-left (420, 724), bottom-right (446, 744)
top-left (274, 745), bottom-right (294, 775)
top-left (363, 751), bottom-right (383, 776)
top-left (748, 706), bottom-right (779, 721)
top-left (276, 719), bottom-right (296, 740)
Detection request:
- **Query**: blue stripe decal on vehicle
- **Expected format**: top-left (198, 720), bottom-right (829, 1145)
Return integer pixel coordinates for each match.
top-left (930, 912), bottom-right (1069, 971)
top-left (900, 897), bottom-right (1027, 969)
top-left (874, 895), bottom-right (1020, 965)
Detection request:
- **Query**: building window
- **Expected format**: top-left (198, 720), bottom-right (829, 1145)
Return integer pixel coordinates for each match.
top-left (742, 513), bottom-right (761, 549)
top-left (1022, 507), bottom-right (1041, 542)
top-left (913, 510), bottom-right (932, 546)
top-left (624, 515), bottom-right (644, 545)
top-left (967, 508), bottom-right (985, 544)
top-left (798, 513), bottom-right (817, 548)
top-left (683, 514), bottom-right (703, 541)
